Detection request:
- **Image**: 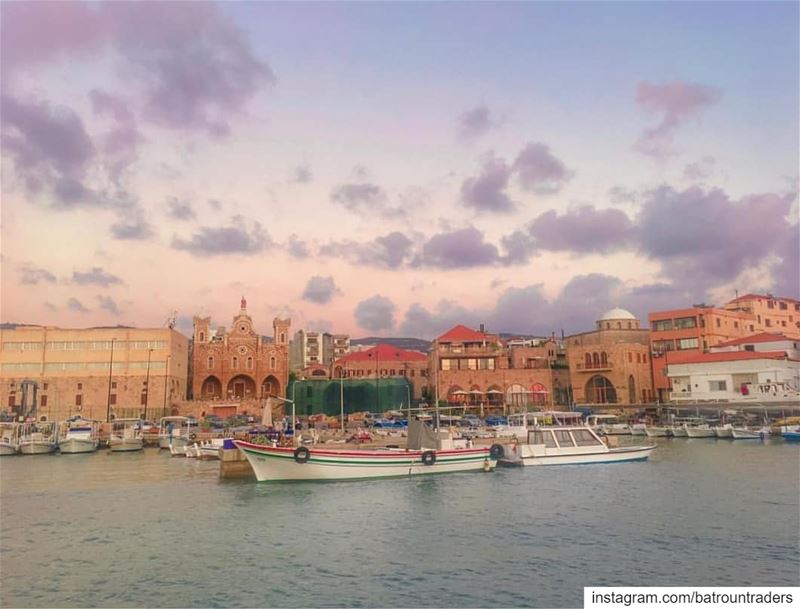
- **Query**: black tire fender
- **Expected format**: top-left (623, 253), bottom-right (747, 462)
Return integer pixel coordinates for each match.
top-left (294, 446), bottom-right (310, 464)
top-left (189, 432), bottom-right (197, 441)
top-left (489, 443), bottom-right (505, 459)
top-left (421, 450), bottom-right (436, 466)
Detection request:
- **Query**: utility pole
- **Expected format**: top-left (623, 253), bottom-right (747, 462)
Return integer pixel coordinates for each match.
top-left (106, 338), bottom-right (116, 422)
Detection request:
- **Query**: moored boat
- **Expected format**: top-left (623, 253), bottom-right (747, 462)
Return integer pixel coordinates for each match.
top-left (198, 438), bottom-right (225, 460)
top-left (630, 424), bottom-right (647, 436)
top-left (58, 417), bottom-right (100, 454)
top-left (109, 419), bottom-right (144, 452)
top-left (0, 422), bottom-right (21, 455)
top-left (685, 425), bottom-right (716, 438)
top-left (235, 419), bottom-right (495, 482)
top-left (587, 414), bottom-right (632, 436)
top-left (158, 416), bottom-right (196, 449)
top-left (670, 425), bottom-right (688, 437)
top-left (714, 424), bottom-right (734, 439)
top-left (730, 427), bottom-right (771, 440)
top-left (496, 425), bottom-right (655, 466)
top-left (780, 426), bottom-right (800, 441)
top-left (644, 426), bottom-right (669, 437)
top-left (18, 422), bottom-right (58, 454)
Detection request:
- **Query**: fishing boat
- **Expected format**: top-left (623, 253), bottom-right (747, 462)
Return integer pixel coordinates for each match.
top-left (496, 425), bottom-right (655, 466)
top-left (630, 423), bottom-right (647, 436)
top-left (0, 422), bottom-right (21, 455)
top-left (18, 421), bottom-right (58, 454)
top-left (58, 417), bottom-right (100, 454)
top-left (670, 425), bottom-right (689, 437)
top-left (714, 424), bottom-right (734, 439)
top-left (109, 419), bottom-right (144, 452)
top-left (234, 419), bottom-right (495, 482)
top-left (780, 425), bottom-right (800, 441)
top-left (730, 427), bottom-right (771, 440)
top-left (685, 425), bottom-right (717, 438)
top-left (198, 438), bottom-right (225, 460)
top-left (158, 416), bottom-right (196, 449)
top-left (644, 426), bottom-right (669, 437)
top-left (586, 414), bottom-right (632, 435)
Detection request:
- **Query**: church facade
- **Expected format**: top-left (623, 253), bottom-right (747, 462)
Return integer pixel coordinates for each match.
top-left (192, 298), bottom-right (291, 402)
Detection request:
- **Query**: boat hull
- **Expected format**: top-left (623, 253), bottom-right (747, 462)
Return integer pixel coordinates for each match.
top-left (58, 438), bottom-right (98, 454)
top-left (671, 427), bottom-right (688, 437)
top-left (159, 435), bottom-right (190, 449)
top-left (509, 444), bottom-right (656, 466)
top-left (645, 427), bottom-right (669, 437)
top-left (234, 441), bottom-right (495, 482)
top-left (630, 425), bottom-right (647, 436)
top-left (782, 431), bottom-right (800, 442)
top-left (109, 438), bottom-right (144, 452)
top-left (19, 442), bottom-right (56, 455)
top-left (0, 443), bottom-right (18, 455)
top-left (686, 427), bottom-right (716, 438)
top-left (731, 428), bottom-right (770, 440)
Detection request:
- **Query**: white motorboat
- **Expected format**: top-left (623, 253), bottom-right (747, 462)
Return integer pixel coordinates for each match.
top-left (495, 411), bottom-right (584, 438)
top-left (158, 416), bottom-right (197, 449)
top-left (235, 419), bottom-right (495, 482)
top-left (685, 425), bottom-right (716, 438)
top-left (714, 424), bottom-right (734, 438)
top-left (18, 422), bottom-right (58, 454)
top-left (731, 427), bottom-right (771, 440)
top-left (58, 418), bottom-right (100, 454)
top-left (109, 419), bottom-right (144, 452)
top-left (670, 425), bottom-right (688, 437)
top-left (198, 438), bottom-right (225, 460)
top-left (644, 426), bottom-right (669, 437)
top-left (496, 425), bottom-right (655, 466)
top-left (630, 424), bottom-right (647, 436)
top-left (0, 422), bottom-right (21, 455)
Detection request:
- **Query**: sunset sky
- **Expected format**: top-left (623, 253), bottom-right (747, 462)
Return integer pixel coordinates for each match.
top-left (1, 1), bottom-right (798, 339)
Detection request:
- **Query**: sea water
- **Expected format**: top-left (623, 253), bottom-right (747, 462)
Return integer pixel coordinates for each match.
top-left (1, 438), bottom-right (798, 607)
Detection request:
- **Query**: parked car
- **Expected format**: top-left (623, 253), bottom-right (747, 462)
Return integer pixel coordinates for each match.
top-left (485, 416), bottom-right (508, 427)
top-left (462, 415), bottom-right (482, 428)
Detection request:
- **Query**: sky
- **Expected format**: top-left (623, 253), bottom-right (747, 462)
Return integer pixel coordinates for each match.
top-left (1, 1), bottom-right (798, 340)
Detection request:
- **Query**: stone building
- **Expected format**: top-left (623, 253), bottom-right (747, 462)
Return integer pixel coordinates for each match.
top-left (0, 325), bottom-right (189, 422)
top-left (565, 309), bottom-right (654, 404)
top-left (430, 324), bottom-right (568, 410)
top-left (289, 330), bottom-right (350, 371)
top-left (192, 298), bottom-right (290, 402)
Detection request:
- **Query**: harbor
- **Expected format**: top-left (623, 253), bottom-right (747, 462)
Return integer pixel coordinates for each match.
top-left (1, 434), bottom-right (797, 608)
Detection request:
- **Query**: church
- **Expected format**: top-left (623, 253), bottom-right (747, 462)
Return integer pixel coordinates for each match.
top-left (192, 298), bottom-right (291, 402)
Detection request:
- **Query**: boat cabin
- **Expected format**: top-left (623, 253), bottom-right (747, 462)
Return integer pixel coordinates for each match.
top-left (527, 426), bottom-right (607, 450)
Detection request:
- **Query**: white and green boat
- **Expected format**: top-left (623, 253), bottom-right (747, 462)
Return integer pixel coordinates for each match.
top-left (235, 419), bottom-right (495, 482)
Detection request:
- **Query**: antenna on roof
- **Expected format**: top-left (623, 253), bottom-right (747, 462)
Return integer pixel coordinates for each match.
top-left (165, 310), bottom-right (177, 329)
top-left (735, 289), bottom-right (739, 299)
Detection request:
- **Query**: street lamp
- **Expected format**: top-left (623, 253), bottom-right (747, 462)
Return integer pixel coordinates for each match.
top-left (339, 363), bottom-right (347, 433)
top-left (143, 348), bottom-right (152, 421)
top-left (106, 338), bottom-right (116, 422)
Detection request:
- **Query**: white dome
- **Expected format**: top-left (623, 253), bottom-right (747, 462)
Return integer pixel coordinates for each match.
top-left (599, 308), bottom-right (637, 321)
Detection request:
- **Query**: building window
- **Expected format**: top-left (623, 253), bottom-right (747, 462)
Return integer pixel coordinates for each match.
top-left (585, 353), bottom-right (592, 367)
top-left (636, 353), bottom-right (641, 363)
top-left (715, 318), bottom-right (721, 328)
top-left (643, 353), bottom-right (647, 363)
top-left (628, 352), bottom-right (633, 363)
top-left (7, 393), bottom-right (14, 408)
top-left (765, 319), bottom-right (772, 327)
top-left (674, 317), bottom-right (697, 329)
top-left (734, 321), bottom-right (739, 329)
top-left (709, 380), bottom-right (727, 392)
top-left (43, 383), bottom-right (48, 390)
top-left (767, 300), bottom-right (775, 309)
top-left (77, 383), bottom-right (83, 390)
top-left (247, 357), bottom-right (253, 369)
top-left (207, 357), bottom-right (214, 369)
top-left (280, 333), bottom-right (286, 343)
top-left (112, 381), bottom-right (117, 389)
top-left (653, 320), bottom-right (673, 332)
top-left (270, 356), bottom-right (276, 369)
top-left (600, 352), bottom-right (608, 366)
top-left (232, 357), bottom-right (238, 369)
top-left (677, 338), bottom-right (699, 350)
top-left (652, 340), bottom-right (674, 352)
top-left (41, 395), bottom-right (48, 407)
top-left (75, 394), bottom-right (82, 406)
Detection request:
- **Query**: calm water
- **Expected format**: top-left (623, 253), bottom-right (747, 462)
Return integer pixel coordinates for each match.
top-left (1, 438), bottom-right (798, 608)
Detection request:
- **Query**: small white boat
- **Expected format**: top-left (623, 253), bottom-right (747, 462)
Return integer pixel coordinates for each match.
top-left (670, 425), bottom-right (688, 437)
top-left (158, 416), bottom-right (197, 449)
top-left (731, 427), bottom-right (771, 440)
top-left (0, 422), bottom-right (21, 455)
top-left (58, 418), bottom-right (100, 454)
top-left (169, 443), bottom-right (188, 457)
top-left (235, 419), bottom-right (495, 482)
top-left (686, 425), bottom-right (717, 438)
top-left (198, 438), bottom-right (225, 460)
top-left (496, 425), bottom-right (655, 466)
top-left (644, 426), bottom-right (669, 437)
top-left (630, 424), bottom-right (647, 436)
top-left (714, 424), bottom-right (734, 438)
top-left (18, 422), bottom-right (58, 454)
top-left (109, 419), bottom-right (144, 452)
top-left (587, 414), bottom-right (632, 435)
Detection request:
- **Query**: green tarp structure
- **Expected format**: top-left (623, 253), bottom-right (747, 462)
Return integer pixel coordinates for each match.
top-left (287, 378), bottom-right (413, 417)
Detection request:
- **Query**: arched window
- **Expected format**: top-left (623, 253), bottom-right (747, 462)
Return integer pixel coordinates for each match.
top-left (592, 352), bottom-right (600, 367)
top-left (600, 352), bottom-right (608, 366)
top-left (232, 356), bottom-right (238, 369)
top-left (643, 353), bottom-right (647, 363)
top-left (585, 353), bottom-right (592, 367)
top-left (246, 356), bottom-right (253, 369)
top-left (207, 356), bottom-right (214, 369)
top-left (270, 356), bottom-right (276, 369)
top-left (199, 332), bottom-right (205, 342)
top-left (280, 333), bottom-right (286, 343)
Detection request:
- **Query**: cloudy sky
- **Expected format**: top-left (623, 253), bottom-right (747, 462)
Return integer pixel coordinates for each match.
top-left (1, 2), bottom-right (798, 339)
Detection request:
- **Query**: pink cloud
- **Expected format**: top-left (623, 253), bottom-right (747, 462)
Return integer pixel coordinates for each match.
top-left (634, 81), bottom-right (722, 160)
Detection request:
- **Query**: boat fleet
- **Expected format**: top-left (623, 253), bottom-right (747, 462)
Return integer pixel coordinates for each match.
top-left (586, 413), bottom-right (782, 440)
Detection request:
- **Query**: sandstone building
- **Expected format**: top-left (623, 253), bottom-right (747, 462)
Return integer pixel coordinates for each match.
top-left (0, 325), bottom-right (189, 421)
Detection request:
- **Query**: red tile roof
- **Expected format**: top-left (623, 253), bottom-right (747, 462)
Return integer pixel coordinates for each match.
top-left (436, 324), bottom-right (487, 342)
top-left (671, 350), bottom-right (792, 365)
top-left (335, 343), bottom-right (427, 364)
top-left (715, 332), bottom-right (800, 347)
